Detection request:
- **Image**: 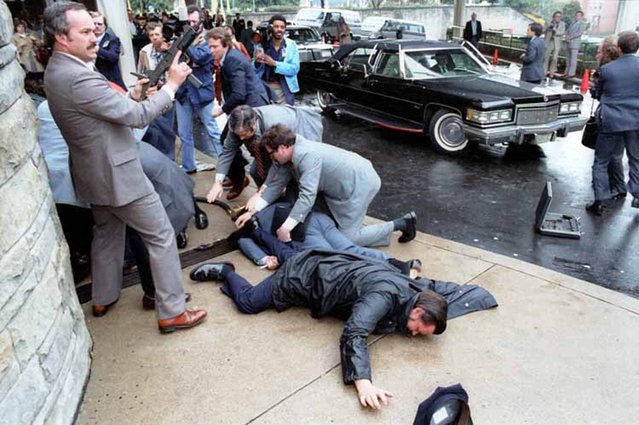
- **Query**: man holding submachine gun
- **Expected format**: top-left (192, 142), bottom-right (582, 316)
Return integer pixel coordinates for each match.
top-left (134, 6), bottom-right (222, 174)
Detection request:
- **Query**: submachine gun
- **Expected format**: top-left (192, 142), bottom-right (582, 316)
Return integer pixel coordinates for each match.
top-left (134, 25), bottom-right (203, 100)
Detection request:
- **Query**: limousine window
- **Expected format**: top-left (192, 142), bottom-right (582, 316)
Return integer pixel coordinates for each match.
top-left (403, 50), bottom-right (486, 79)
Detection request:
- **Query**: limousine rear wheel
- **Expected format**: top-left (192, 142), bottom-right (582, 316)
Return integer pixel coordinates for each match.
top-left (316, 90), bottom-right (335, 114)
top-left (428, 110), bottom-right (470, 155)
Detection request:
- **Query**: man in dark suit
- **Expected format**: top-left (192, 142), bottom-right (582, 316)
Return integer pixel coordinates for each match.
top-left (588, 31), bottom-right (639, 213)
top-left (463, 12), bottom-right (482, 47)
top-left (520, 23), bottom-right (545, 84)
top-left (207, 26), bottom-right (269, 199)
top-left (90, 11), bottom-right (125, 90)
top-left (43, 2), bottom-right (206, 332)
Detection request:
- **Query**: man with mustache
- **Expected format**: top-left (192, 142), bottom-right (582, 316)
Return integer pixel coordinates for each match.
top-left (43, 2), bottom-right (207, 332)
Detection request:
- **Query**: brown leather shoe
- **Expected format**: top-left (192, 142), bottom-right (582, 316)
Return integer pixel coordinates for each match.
top-left (157, 309), bottom-right (207, 333)
top-left (142, 292), bottom-right (192, 311)
top-left (92, 299), bottom-right (119, 318)
top-left (227, 176), bottom-right (250, 200)
top-left (222, 178), bottom-right (233, 188)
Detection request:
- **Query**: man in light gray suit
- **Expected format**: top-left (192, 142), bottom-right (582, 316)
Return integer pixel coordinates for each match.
top-left (543, 11), bottom-right (566, 78)
top-left (43, 2), bottom-right (206, 333)
top-left (243, 125), bottom-right (416, 247)
top-left (206, 104), bottom-right (324, 204)
top-left (564, 10), bottom-right (586, 77)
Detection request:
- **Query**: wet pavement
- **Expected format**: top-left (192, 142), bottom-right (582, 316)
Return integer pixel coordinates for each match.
top-left (302, 93), bottom-right (639, 299)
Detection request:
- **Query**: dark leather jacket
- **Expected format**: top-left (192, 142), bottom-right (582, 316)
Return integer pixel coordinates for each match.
top-left (271, 249), bottom-right (420, 384)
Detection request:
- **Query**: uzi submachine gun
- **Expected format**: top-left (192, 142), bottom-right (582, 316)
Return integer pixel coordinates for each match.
top-left (133, 25), bottom-right (203, 100)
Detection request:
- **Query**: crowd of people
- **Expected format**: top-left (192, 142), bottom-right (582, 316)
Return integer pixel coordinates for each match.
top-left (31, 2), bottom-right (502, 411)
top-left (8, 0), bottom-right (633, 412)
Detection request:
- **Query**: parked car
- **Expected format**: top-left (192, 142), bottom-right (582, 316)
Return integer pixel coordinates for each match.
top-left (255, 23), bottom-right (334, 62)
top-left (300, 39), bottom-right (588, 155)
top-left (369, 18), bottom-right (426, 40)
top-left (293, 8), bottom-right (362, 41)
top-left (359, 16), bottom-right (389, 38)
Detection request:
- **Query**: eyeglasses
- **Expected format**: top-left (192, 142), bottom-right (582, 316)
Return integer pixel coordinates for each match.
top-left (94, 23), bottom-right (104, 26)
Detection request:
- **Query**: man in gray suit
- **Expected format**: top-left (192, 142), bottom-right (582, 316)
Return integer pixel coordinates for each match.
top-left (43, 2), bottom-right (206, 333)
top-left (206, 104), bottom-right (323, 205)
top-left (543, 11), bottom-right (566, 78)
top-left (244, 125), bottom-right (416, 247)
top-left (587, 31), bottom-right (639, 213)
top-left (564, 10), bottom-right (586, 77)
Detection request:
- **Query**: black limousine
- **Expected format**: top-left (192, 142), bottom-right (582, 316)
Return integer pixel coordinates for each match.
top-left (300, 39), bottom-right (588, 155)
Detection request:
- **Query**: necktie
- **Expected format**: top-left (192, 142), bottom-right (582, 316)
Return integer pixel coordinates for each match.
top-left (251, 139), bottom-right (266, 181)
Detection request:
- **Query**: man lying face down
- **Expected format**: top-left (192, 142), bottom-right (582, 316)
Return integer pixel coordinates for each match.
top-left (190, 229), bottom-right (447, 410)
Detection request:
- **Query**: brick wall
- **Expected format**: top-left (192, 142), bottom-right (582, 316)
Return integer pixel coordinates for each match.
top-left (0, 2), bottom-right (92, 424)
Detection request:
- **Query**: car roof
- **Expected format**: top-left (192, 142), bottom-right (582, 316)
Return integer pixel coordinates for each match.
top-left (334, 39), bottom-right (458, 60)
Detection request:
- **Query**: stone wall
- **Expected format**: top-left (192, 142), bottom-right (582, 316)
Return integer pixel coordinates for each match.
top-left (0, 2), bottom-right (92, 424)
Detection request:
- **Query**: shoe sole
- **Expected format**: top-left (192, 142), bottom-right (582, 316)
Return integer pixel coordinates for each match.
top-left (189, 262), bottom-right (235, 282)
top-left (398, 212), bottom-right (417, 243)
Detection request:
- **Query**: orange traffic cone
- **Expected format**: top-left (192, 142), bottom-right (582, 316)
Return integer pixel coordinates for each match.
top-left (492, 48), bottom-right (499, 65)
top-left (580, 69), bottom-right (590, 94)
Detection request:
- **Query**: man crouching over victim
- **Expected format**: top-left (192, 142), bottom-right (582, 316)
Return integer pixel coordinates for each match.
top-left (190, 231), bottom-right (447, 410)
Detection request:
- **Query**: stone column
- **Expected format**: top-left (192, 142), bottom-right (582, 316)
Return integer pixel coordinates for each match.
top-left (0, 2), bottom-right (92, 424)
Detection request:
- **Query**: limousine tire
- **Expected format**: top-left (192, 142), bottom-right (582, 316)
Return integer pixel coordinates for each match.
top-left (316, 90), bottom-right (335, 114)
top-left (428, 109), bottom-right (470, 155)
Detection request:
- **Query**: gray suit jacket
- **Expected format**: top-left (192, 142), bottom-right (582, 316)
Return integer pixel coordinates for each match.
top-left (565, 20), bottom-right (586, 49)
top-left (44, 52), bottom-right (173, 206)
top-left (544, 20), bottom-right (565, 46)
top-left (262, 137), bottom-right (380, 229)
top-left (521, 37), bottom-right (545, 82)
top-left (598, 54), bottom-right (639, 133)
top-left (216, 104), bottom-right (323, 178)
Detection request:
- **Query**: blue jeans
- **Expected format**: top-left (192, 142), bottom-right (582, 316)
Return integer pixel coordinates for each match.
top-left (175, 100), bottom-right (222, 172)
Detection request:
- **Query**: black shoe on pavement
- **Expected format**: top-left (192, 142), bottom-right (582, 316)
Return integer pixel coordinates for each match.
top-left (194, 210), bottom-right (209, 229)
top-left (190, 262), bottom-right (236, 282)
top-left (398, 211), bottom-right (417, 243)
top-left (176, 230), bottom-right (188, 249)
top-left (611, 192), bottom-right (627, 201)
top-left (585, 201), bottom-right (604, 216)
top-left (632, 198), bottom-right (639, 208)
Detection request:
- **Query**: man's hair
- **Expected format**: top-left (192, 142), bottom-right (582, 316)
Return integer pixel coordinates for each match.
top-left (617, 31), bottom-right (639, 54)
top-left (269, 14), bottom-right (287, 26)
top-left (228, 105), bottom-right (257, 134)
top-left (90, 10), bottom-right (108, 27)
top-left (43, 1), bottom-right (87, 47)
top-left (552, 11), bottom-right (562, 18)
top-left (529, 22), bottom-right (543, 37)
top-left (599, 36), bottom-right (619, 65)
top-left (206, 27), bottom-right (232, 47)
top-left (576, 10), bottom-right (584, 16)
top-left (187, 5), bottom-right (202, 20)
top-left (247, 20), bottom-right (253, 28)
top-left (224, 24), bottom-right (235, 36)
top-left (261, 124), bottom-right (297, 150)
top-left (146, 21), bottom-right (162, 32)
top-left (414, 290), bottom-right (448, 335)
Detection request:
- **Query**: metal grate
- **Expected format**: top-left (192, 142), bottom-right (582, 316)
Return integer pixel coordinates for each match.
top-left (516, 105), bottom-right (559, 125)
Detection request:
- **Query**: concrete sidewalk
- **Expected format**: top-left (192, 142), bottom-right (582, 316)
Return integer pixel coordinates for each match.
top-left (76, 171), bottom-right (639, 424)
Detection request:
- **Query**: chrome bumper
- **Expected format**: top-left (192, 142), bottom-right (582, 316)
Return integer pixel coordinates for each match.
top-left (463, 115), bottom-right (589, 145)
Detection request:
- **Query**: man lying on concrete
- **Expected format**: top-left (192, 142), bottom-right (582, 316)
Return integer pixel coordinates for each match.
top-left (190, 228), bottom-right (448, 410)
top-left (232, 202), bottom-right (422, 276)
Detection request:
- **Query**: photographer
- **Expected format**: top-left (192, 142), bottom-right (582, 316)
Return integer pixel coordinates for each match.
top-left (543, 11), bottom-right (565, 78)
top-left (254, 15), bottom-right (300, 105)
